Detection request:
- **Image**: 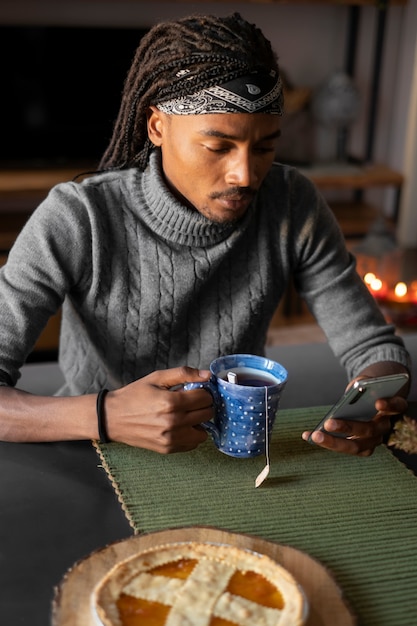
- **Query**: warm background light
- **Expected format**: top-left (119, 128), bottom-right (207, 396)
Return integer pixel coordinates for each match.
top-left (358, 250), bottom-right (417, 327)
top-left (364, 272), bottom-right (383, 293)
top-left (394, 282), bottom-right (408, 298)
top-left (364, 272), bottom-right (376, 284)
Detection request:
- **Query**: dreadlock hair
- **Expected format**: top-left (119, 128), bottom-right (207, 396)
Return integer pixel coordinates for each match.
top-left (99, 13), bottom-right (280, 171)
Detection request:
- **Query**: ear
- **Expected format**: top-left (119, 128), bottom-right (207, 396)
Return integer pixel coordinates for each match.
top-left (147, 106), bottom-right (166, 146)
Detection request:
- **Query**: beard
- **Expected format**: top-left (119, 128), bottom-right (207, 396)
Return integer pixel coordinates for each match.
top-left (202, 186), bottom-right (256, 224)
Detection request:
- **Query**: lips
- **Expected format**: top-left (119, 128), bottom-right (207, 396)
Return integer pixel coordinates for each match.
top-left (216, 191), bottom-right (254, 212)
top-left (217, 196), bottom-right (251, 212)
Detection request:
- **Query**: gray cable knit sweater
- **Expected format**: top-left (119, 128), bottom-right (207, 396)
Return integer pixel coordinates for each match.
top-left (0, 152), bottom-right (409, 394)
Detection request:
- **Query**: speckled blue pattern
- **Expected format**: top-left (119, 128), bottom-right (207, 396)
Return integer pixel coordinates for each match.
top-left (184, 354), bottom-right (287, 457)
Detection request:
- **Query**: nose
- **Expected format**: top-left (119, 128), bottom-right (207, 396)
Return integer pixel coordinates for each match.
top-left (225, 150), bottom-right (258, 188)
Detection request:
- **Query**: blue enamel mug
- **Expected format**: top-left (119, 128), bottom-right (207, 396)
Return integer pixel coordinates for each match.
top-left (184, 354), bottom-right (288, 458)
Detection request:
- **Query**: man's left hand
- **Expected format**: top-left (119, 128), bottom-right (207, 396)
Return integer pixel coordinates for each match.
top-left (302, 394), bottom-right (408, 456)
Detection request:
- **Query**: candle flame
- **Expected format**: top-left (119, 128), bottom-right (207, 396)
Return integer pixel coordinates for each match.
top-left (364, 272), bottom-right (383, 292)
top-left (394, 282), bottom-right (408, 298)
top-left (364, 272), bottom-right (376, 284)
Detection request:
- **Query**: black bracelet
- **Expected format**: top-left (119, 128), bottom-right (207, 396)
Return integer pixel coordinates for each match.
top-left (96, 388), bottom-right (110, 443)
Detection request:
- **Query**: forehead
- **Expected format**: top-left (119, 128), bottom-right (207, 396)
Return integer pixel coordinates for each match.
top-left (166, 112), bottom-right (281, 139)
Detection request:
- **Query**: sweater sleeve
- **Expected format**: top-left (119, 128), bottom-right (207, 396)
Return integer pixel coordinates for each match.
top-left (287, 170), bottom-right (410, 380)
top-left (0, 183), bottom-right (93, 386)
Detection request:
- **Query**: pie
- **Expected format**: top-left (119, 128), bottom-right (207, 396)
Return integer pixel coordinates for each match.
top-left (92, 541), bottom-right (307, 626)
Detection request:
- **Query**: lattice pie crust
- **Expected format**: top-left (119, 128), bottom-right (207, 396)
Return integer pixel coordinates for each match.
top-left (92, 541), bottom-right (306, 626)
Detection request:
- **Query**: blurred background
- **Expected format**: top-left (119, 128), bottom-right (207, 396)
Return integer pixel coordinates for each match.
top-left (1, 0), bottom-right (416, 353)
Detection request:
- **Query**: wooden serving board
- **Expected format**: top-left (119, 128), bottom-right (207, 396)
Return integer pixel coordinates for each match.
top-left (52, 526), bottom-right (356, 626)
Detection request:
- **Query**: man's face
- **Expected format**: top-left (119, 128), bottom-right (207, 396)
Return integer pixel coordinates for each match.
top-left (147, 108), bottom-right (281, 224)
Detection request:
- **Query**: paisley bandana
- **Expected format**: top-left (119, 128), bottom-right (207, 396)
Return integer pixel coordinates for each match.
top-left (156, 69), bottom-right (283, 116)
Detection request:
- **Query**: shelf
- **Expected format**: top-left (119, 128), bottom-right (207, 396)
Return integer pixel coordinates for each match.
top-left (300, 163), bottom-right (404, 231)
top-left (0, 166), bottom-right (88, 194)
top-left (299, 163), bottom-right (404, 190)
top-left (0, 163), bottom-right (403, 195)
top-left (0, 162), bottom-right (403, 241)
top-left (0, 166), bottom-right (94, 214)
top-left (330, 201), bottom-right (390, 238)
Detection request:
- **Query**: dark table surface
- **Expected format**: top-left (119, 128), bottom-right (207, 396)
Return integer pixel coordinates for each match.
top-left (0, 440), bottom-right (132, 625)
top-left (1, 334), bottom-right (416, 625)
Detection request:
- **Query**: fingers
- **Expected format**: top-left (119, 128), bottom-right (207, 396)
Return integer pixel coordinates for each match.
top-left (107, 367), bottom-right (214, 453)
top-left (174, 388), bottom-right (213, 415)
top-left (375, 396), bottom-right (408, 415)
top-left (303, 428), bottom-right (381, 456)
top-left (303, 388), bottom-right (408, 457)
top-left (324, 415), bottom-right (390, 438)
top-left (141, 422), bottom-right (209, 455)
top-left (145, 366), bottom-right (214, 417)
top-left (302, 413), bottom-right (392, 457)
top-left (153, 385), bottom-right (213, 423)
top-left (165, 396), bottom-right (214, 427)
top-left (139, 399), bottom-right (212, 453)
top-left (146, 366), bottom-right (211, 390)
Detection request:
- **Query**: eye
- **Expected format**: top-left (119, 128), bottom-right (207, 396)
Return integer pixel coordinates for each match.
top-left (203, 144), bottom-right (230, 154)
top-left (253, 144), bottom-right (276, 155)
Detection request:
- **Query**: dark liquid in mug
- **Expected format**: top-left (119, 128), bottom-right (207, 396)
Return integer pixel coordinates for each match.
top-left (227, 373), bottom-right (277, 387)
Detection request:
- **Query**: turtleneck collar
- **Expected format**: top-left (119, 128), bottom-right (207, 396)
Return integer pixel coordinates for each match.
top-left (135, 150), bottom-right (255, 247)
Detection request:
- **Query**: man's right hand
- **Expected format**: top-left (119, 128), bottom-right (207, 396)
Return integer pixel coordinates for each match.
top-left (104, 367), bottom-right (213, 453)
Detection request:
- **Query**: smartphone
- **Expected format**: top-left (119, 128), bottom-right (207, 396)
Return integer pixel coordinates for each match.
top-left (307, 372), bottom-right (409, 442)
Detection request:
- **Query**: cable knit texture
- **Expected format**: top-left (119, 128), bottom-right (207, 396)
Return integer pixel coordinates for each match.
top-left (0, 151), bottom-right (409, 394)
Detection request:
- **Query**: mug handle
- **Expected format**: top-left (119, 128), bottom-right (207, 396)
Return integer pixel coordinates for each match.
top-left (183, 380), bottom-right (220, 442)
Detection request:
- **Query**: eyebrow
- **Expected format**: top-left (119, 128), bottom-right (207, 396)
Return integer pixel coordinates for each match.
top-left (198, 129), bottom-right (282, 141)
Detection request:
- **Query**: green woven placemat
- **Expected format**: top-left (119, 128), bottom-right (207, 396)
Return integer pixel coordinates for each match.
top-left (95, 406), bottom-right (417, 626)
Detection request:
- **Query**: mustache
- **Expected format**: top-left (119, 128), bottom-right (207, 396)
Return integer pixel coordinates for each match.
top-left (210, 186), bottom-right (256, 201)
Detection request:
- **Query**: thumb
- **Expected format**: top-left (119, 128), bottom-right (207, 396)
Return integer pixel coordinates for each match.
top-left (147, 366), bottom-right (211, 390)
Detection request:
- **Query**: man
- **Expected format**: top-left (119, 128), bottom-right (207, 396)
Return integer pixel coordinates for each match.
top-left (0, 13), bottom-right (410, 455)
